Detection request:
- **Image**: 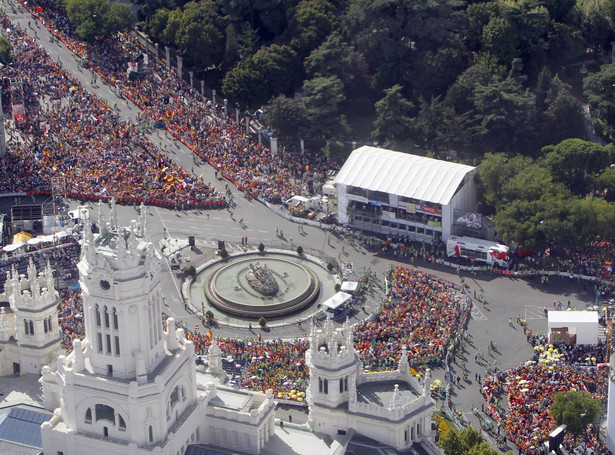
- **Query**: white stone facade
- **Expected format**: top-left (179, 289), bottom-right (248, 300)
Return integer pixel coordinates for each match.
top-left (39, 202), bottom-right (276, 455)
top-left (0, 258), bottom-right (62, 375)
top-left (306, 318), bottom-right (436, 451)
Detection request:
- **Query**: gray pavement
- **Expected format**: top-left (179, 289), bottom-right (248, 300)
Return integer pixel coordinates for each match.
top-left (1, 5), bottom-right (604, 451)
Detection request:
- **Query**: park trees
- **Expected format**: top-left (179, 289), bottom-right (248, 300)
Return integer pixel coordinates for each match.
top-left (550, 390), bottom-right (602, 437)
top-left (583, 64), bottom-right (615, 134)
top-left (65, 0), bottom-right (134, 42)
top-left (438, 426), bottom-right (499, 455)
top-left (223, 44), bottom-right (299, 108)
top-left (302, 76), bottom-right (348, 139)
top-left (372, 85), bottom-right (414, 144)
top-left (263, 95), bottom-right (308, 138)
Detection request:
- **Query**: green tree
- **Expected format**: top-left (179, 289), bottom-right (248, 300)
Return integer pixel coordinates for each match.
top-left (146, 8), bottom-right (171, 42)
top-left (0, 37), bottom-right (12, 64)
top-left (481, 16), bottom-right (517, 65)
top-left (65, 0), bottom-right (110, 42)
top-left (439, 426), bottom-right (499, 455)
top-left (372, 85), bottom-right (414, 144)
top-left (550, 390), bottom-right (602, 437)
top-left (575, 0), bottom-right (615, 52)
top-left (583, 64), bottom-right (615, 131)
top-left (543, 138), bottom-right (611, 195)
top-left (302, 76), bottom-right (348, 139)
top-left (533, 71), bottom-right (585, 147)
top-left (176, 21), bottom-right (224, 68)
top-left (304, 33), bottom-right (352, 82)
top-left (263, 95), bottom-right (309, 138)
top-left (223, 44), bottom-right (299, 108)
top-left (472, 75), bottom-right (535, 154)
top-left (289, 0), bottom-right (337, 58)
top-left (105, 2), bottom-right (135, 35)
top-left (66, 0), bottom-right (134, 41)
top-left (477, 153), bottom-right (533, 213)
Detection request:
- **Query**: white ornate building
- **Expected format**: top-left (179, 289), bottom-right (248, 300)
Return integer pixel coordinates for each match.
top-left (32, 200), bottom-right (437, 455)
top-left (306, 318), bottom-right (436, 451)
top-left (606, 353), bottom-right (615, 453)
top-left (39, 205), bottom-right (278, 455)
top-left (0, 258), bottom-right (62, 376)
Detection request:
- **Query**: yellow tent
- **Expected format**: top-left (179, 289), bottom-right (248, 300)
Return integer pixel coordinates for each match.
top-left (13, 231), bottom-right (32, 243)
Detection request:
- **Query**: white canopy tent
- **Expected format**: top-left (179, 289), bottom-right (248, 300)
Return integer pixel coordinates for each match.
top-left (3, 242), bottom-right (25, 252)
top-left (340, 281), bottom-right (358, 293)
top-left (548, 311), bottom-right (599, 345)
top-left (322, 292), bottom-right (352, 310)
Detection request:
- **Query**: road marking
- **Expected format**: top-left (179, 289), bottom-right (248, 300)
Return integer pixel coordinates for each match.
top-left (470, 305), bottom-right (488, 321)
top-left (525, 305), bottom-right (547, 320)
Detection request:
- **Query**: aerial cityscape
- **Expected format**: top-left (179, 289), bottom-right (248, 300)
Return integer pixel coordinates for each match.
top-left (0, 0), bottom-right (613, 454)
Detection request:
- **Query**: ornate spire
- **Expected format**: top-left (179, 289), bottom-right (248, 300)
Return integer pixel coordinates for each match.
top-left (0, 308), bottom-right (7, 341)
top-left (389, 384), bottom-right (402, 410)
top-left (110, 197), bottom-right (118, 229)
top-left (398, 346), bottom-right (409, 372)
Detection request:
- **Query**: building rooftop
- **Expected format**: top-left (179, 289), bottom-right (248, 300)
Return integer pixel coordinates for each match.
top-left (356, 380), bottom-right (419, 407)
top-left (209, 388), bottom-right (254, 412)
top-left (260, 423), bottom-right (346, 455)
top-left (334, 146), bottom-right (476, 206)
top-left (0, 405), bottom-right (52, 449)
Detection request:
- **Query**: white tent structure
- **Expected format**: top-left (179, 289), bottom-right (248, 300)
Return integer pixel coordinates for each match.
top-left (340, 281), bottom-right (358, 293)
top-left (322, 292), bottom-right (352, 310)
top-left (334, 146), bottom-right (477, 242)
top-left (548, 311), bottom-right (599, 345)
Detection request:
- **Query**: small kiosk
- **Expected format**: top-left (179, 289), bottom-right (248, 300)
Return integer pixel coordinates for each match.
top-left (548, 311), bottom-right (599, 345)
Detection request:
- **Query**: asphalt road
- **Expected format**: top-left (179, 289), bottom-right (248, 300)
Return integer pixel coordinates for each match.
top-left (3, 4), bottom-right (602, 448)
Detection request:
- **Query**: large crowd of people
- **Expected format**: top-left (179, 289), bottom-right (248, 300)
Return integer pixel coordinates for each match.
top-left (483, 344), bottom-right (609, 454)
top-left (0, 12), bottom-right (222, 208)
top-left (10, 0), bottom-right (339, 205)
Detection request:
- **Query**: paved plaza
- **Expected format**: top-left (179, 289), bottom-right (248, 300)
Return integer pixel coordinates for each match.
top-left (0, 2), bottom-right (606, 451)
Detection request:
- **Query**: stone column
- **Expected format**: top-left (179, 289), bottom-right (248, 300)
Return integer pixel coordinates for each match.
top-left (154, 43), bottom-right (159, 60)
top-left (270, 136), bottom-right (278, 156)
top-left (177, 56), bottom-right (183, 79)
top-left (212, 89), bottom-right (216, 106)
top-left (245, 116), bottom-right (250, 134)
top-left (201, 80), bottom-right (205, 96)
top-left (189, 71), bottom-right (194, 88)
top-left (300, 138), bottom-right (305, 156)
top-left (223, 99), bottom-right (228, 118)
top-left (165, 46), bottom-right (170, 68)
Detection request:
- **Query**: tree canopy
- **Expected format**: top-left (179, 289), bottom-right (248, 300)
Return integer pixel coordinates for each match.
top-left (65, 0), bottom-right (134, 42)
top-left (438, 426), bottom-right (499, 455)
top-left (550, 390), bottom-right (602, 437)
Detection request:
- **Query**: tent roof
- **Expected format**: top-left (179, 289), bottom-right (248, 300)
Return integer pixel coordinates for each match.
top-left (334, 146), bottom-right (476, 206)
top-left (340, 281), bottom-right (358, 292)
top-left (322, 291), bottom-right (352, 310)
top-left (548, 311), bottom-right (598, 324)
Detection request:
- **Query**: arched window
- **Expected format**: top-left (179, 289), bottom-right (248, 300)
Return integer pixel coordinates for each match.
top-left (119, 414), bottom-right (126, 431)
top-left (170, 386), bottom-right (180, 407)
top-left (24, 320), bottom-right (29, 335)
top-left (85, 408), bottom-right (92, 423)
top-left (29, 320), bottom-right (34, 335)
top-left (48, 315), bottom-right (53, 331)
top-left (104, 306), bottom-right (110, 328)
top-left (113, 308), bottom-right (118, 330)
top-left (148, 425), bottom-right (154, 443)
top-left (95, 304), bottom-right (101, 327)
top-left (44, 318), bottom-right (48, 333)
top-left (95, 404), bottom-right (115, 423)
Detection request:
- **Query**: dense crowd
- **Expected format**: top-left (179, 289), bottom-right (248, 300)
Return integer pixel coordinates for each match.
top-left (483, 344), bottom-right (608, 454)
top-left (355, 266), bottom-right (466, 369)
top-left (11, 0), bottom-right (339, 204)
top-left (0, 12), bottom-right (222, 208)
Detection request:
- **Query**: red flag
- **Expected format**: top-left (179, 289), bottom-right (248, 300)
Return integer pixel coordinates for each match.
top-left (258, 333), bottom-right (262, 342)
